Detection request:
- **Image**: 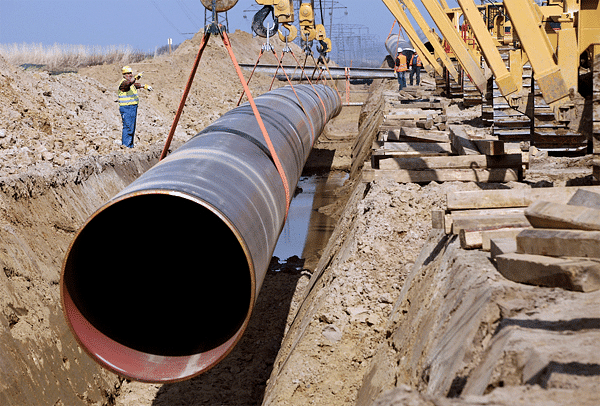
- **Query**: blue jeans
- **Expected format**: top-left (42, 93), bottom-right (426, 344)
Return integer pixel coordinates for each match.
top-left (119, 104), bottom-right (138, 148)
top-left (397, 72), bottom-right (406, 90)
top-left (410, 66), bottom-right (421, 85)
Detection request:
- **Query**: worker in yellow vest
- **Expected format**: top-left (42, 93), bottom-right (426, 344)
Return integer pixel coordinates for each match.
top-left (118, 66), bottom-right (153, 148)
top-left (394, 48), bottom-right (408, 91)
top-left (409, 53), bottom-right (423, 86)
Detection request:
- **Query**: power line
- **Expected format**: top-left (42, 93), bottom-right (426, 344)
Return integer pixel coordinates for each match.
top-left (150, 0), bottom-right (185, 35)
top-left (176, 0), bottom-right (202, 28)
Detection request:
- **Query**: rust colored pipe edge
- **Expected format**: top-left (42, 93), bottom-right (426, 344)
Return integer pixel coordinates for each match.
top-left (60, 84), bottom-right (341, 383)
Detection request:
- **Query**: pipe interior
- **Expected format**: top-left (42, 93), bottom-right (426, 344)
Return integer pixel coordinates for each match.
top-left (63, 193), bottom-right (252, 357)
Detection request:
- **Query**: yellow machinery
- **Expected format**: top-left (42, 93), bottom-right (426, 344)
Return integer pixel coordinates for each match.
top-left (253, 0), bottom-right (297, 41)
top-left (298, 2), bottom-right (332, 58)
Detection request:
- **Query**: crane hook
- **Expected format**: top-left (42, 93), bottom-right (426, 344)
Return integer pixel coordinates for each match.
top-left (252, 5), bottom-right (279, 38)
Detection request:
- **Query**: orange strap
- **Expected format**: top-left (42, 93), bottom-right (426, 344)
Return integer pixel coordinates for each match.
top-left (237, 49), bottom-right (264, 106)
top-left (272, 49), bottom-right (316, 144)
top-left (321, 59), bottom-right (342, 102)
top-left (387, 20), bottom-right (397, 40)
top-left (268, 51), bottom-right (286, 91)
top-left (221, 31), bottom-right (291, 218)
top-left (289, 50), bottom-right (328, 119)
top-left (160, 31), bottom-right (210, 161)
top-left (345, 68), bottom-right (350, 104)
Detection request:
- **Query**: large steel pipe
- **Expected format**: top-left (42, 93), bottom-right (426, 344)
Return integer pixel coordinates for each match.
top-left (61, 84), bottom-right (341, 383)
top-left (385, 34), bottom-right (418, 60)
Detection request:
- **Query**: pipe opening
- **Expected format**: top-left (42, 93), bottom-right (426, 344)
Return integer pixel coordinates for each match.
top-left (63, 193), bottom-right (252, 357)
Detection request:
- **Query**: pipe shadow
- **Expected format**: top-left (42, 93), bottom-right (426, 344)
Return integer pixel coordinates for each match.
top-left (150, 260), bottom-right (304, 406)
top-left (303, 146), bottom-right (336, 175)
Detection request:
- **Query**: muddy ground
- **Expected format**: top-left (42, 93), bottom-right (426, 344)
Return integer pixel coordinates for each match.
top-left (0, 28), bottom-right (599, 406)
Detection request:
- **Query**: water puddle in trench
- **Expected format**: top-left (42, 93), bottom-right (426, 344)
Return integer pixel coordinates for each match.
top-left (272, 172), bottom-right (348, 268)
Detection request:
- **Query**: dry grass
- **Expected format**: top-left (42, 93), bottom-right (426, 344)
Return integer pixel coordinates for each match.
top-left (0, 43), bottom-right (151, 72)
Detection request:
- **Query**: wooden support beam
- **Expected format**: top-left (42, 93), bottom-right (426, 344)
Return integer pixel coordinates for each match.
top-left (446, 186), bottom-right (600, 210)
top-left (525, 201), bottom-right (600, 231)
top-left (472, 139), bottom-right (505, 155)
top-left (449, 125), bottom-right (480, 155)
top-left (361, 168), bottom-right (521, 183)
top-left (567, 189), bottom-right (600, 209)
top-left (495, 253), bottom-right (600, 292)
top-left (516, 229), bottom-right (600, 258)
top-left (373, 142), bottom-right (452, 157)
top-left (490, 238), bottom-right (517, 260)
top-left (378, 154), bottom-right (522, 171)
top-left (453, 213), bottom-right (530, 235)
top-left (399, 128), bottom-right (450, 143)
top-left (379, 128), bottom-right (450, 143)
top-left (482, 227), bottom-right (531, 251)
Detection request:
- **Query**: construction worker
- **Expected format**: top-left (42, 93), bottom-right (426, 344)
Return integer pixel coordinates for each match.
top-left (394, 48), bottom-right (408, 91)
top-left (118, 66), bottom-right (153, 148)
top-left (409, 53), bottom-right (422, 86)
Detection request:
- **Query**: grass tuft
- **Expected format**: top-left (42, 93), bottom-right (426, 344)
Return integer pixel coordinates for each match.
top-left (0, 43), bottom-right (153, 72)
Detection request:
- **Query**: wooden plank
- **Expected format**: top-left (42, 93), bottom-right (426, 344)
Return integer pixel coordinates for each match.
top-left (495, 253), bottom-right (600, 292)
top-left (399, 128), bottom-right (450, 143)
top-left (516, 228), bottom-right (600, 258)
top-left (446, 207), bottom-right (526, 234)
top-left (524, 200), bottom-right (600, 231)
top-left (452, 213), bottom-right (530, 235)
top-left (449, 125), bottom-right (480, 155)
top-left (378, 154), bottom-right (522, 171)
top-left (567, 189), bottom-right (600, 209)
top-left (416, 117), bottom-right (434, 129)
top-left (372, 142), bottom-right (452, 156)
top-left (472, 139), bottom-right (505, 155)
top-left (361, 168), bottom-right (521, 183)
top-left (490, 238), bottom-right (517, 260)
top-left (460, 225), bottom-right (531, 250)
top-left (384, 112), bottom-right (429, 120)
top-left (446, 186), bottom-right (600, 210)
top-left (482, 227), bottom-right (531, 251)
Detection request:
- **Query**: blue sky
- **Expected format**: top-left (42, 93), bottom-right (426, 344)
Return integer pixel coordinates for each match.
top-left (0, 0), bottom-right (443, 52)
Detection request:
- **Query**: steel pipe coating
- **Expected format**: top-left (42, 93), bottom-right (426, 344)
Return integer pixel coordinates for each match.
top-left (61, 84), bottom-right (341, 383)
top-left (385, 35), bottom-right (418, 60)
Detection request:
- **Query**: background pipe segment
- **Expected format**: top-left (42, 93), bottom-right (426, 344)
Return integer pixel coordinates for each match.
top-left (61, 84), bottom-right (341, 383)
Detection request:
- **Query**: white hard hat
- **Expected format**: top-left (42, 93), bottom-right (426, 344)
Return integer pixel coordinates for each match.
top-left (397, 47), bottom-right (403, 52)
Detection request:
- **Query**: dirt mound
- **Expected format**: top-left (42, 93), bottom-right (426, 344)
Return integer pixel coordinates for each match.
top-left (0, 30), bottom-right (305, 178)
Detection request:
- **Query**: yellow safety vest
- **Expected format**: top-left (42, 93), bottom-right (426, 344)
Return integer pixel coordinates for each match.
top-left (118, 79), bottom-right (139, 106)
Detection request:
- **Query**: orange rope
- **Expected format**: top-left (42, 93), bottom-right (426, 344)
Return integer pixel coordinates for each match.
top-left (160, 31), bottom-right (210, 161)
top-left (387, 20), bottom-right (397, 40)
top-left (268, 51), bottom-right (286, 91)
top-left (345, 68), bottom-right (350, 104)
top-left (289, 50), bottom-right (327, 118)
top-left (321, 59), bottom-right (342, 101)
top-left (221, 30), bottom-right (291, 217)
top-left (276, 50), bottom-right (317, 143)
top-left (237, 49), bottom-right (265, 106)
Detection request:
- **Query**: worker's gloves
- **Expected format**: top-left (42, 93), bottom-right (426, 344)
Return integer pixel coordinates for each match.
top-left (135, 72), bottom-right (143, 80)
top-left (144, 84), bottom-right (153, 91)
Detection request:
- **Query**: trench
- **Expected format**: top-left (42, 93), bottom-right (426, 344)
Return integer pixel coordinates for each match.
top-left (273, 172), bottom-right (349, 266)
